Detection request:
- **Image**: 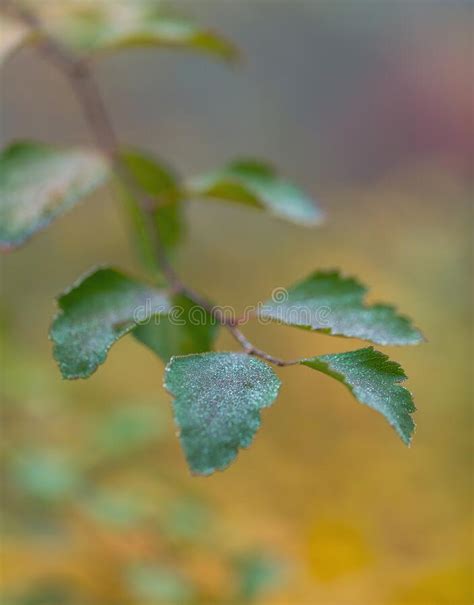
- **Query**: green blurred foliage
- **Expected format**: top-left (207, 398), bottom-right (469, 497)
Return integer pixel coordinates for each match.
top-left (126, 564), bottom-right (195, 603)
top-left (1, 339), bottom-right (284, 604)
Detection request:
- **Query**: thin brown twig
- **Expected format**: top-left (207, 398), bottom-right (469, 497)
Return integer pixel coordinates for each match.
top-left (2, 0), bottom-right (300, 367)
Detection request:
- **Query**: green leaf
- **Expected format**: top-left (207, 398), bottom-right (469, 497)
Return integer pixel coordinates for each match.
top-left (9, 450), bottom-right (81, 502)
top-left (81, 489), bottom-right (149, 529)
top-left (164, 352), bottom-right (281, 475)
top-left (92, 402), bottom-right (167, 457)
top-left (23, 1), bottom-right (237, 60)
top-left (126, 564), bottom-right (195, 603)
top-left (188, 159), bottom-right (322, 226)
top-left (134, 293), bottom-right (218, 363)
top-left (0, 141), bottom-right (109, 250)
top-left (234, 553), bottom-right (284, 603)
top-left (12, 583), bottom-right (76, 605)
top-left (91, 16), bottom-right (238, 61)
top-left (259, 270), bottom-right (423, 345)
top-left (162, 498), bottom-right (211, 541)
top-left (301, 347), bottom-right (416, 444)
top-left (119, 149), bottom-right (183, 273)
top-left (50, 267), bottom-right (170, 379)
top-left (43, 1), bottom-right (114, 52)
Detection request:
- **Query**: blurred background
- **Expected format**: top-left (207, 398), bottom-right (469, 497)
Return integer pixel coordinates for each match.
top-left (1, 1), bottom-right (472, 603)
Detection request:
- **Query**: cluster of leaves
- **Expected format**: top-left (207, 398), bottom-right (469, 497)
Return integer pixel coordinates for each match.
top-left (1, 345), bottom-right (283, 604)
top-left (0, 1), bottom-right (423, 477)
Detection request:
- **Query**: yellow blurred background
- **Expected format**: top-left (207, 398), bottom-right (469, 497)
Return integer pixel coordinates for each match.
top-left (1, 1), bottom-right (472, 603)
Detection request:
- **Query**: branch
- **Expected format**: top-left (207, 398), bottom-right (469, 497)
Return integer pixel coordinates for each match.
top-left (2, 0), bottom-right (299, 367)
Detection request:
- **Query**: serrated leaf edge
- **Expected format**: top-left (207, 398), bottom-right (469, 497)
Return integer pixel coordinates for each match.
top-left (260, 269), bottom-right (425, 345)
top-left (301, 346), bottom-right (416, 445)
top-left (49, 265), bottom-right (169, 379)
